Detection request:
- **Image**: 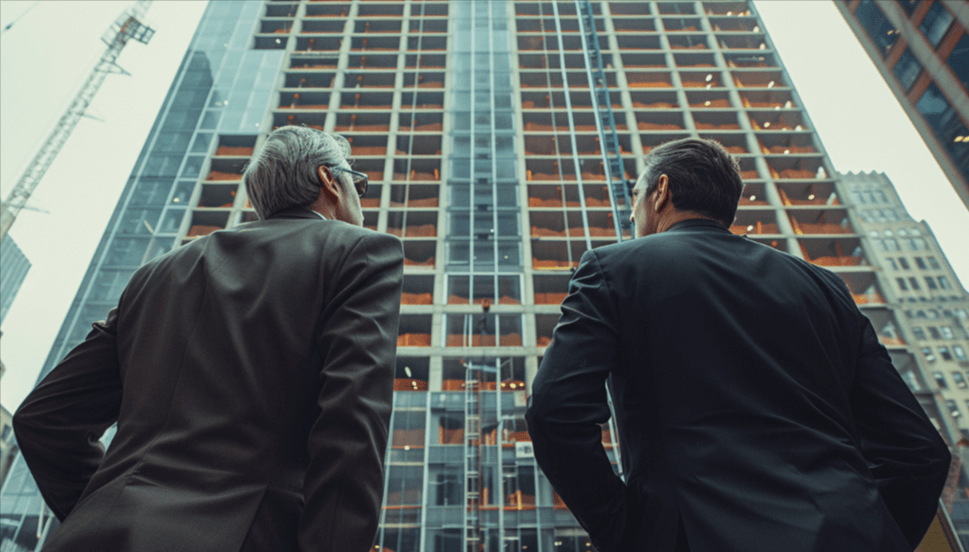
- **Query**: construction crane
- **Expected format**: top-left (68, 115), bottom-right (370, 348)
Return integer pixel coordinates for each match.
top-left (0, 0), bottom-right (155, 242)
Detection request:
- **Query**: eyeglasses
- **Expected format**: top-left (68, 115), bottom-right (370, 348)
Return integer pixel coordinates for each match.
top-left (330, 166), bottom-right (369, 198)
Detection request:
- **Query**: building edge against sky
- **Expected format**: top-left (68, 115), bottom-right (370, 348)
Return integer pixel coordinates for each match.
top-left (0, 235), bottom-right (31, 327)
top-left (833, 0), bottom-right (969, 210)
top-left (1, 1), bottom-right (968, 551)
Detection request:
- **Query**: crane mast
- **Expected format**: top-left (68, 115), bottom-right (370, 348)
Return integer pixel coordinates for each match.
top-left (0, 0), bottom-right (154, 242)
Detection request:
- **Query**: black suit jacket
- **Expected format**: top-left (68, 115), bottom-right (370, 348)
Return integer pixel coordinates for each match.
top-left (14, 208), bottom-right (404, 552)
top-left (526, 219), bottom-right (950, 552)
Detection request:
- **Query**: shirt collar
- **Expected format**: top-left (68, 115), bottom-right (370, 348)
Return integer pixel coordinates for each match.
top-left (666, 218), bottom-right (729, 233)
top-left (268, 207), bottom-right (328, 221)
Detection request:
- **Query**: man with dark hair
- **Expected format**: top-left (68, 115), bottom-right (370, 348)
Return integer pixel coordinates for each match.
top-left (14, 126), bottom-right (404, 552)
top-left (526, 137), bottom-right (950, 552)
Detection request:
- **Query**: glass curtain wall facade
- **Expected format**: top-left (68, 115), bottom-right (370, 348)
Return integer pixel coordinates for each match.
top-left (2, 1), bottom-right (965, 550)
top-left (0, 236), bottom-right (31, 326)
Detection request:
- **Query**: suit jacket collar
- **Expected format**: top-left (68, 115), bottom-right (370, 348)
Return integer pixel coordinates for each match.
top-left (269, 207), bottom-right (326, 221)
top-left (666, 218), bottom-right (730, 233)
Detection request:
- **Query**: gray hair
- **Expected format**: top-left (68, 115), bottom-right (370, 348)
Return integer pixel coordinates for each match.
top-left (243, 126), bottom-right (352, 219)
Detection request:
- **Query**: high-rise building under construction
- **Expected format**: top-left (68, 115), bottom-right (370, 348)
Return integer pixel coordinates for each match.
top-left (2, 1), bottom-right (966, 550)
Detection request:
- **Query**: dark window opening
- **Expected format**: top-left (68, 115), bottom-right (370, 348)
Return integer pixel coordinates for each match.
top-left (916, 84), bottom-right (969, 184)
top-left (947, 33), bottom-right (969, 89)
top-left (919, 2), bottom-right (954, 48)
top-left (855, 0), bottom-right (898, 57)
top-left (893, 48), bottom-right (921, 91)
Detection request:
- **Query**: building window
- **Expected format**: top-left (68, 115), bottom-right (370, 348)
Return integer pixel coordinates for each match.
top-left (926, 276), bottom-right (939, 290)
top-left (885, 239), bottom-right (900, 251)
top-left (924, 346), bottom-right (937, 362)
top-left (909, 238), bottom-right (928, 250)
top-left (953, 372), bottom-right (967, 388)
top-left (897, 277), bottom-right (909, 291)
top-left (948, 34), bottom-right (969, 89)
top-left (934, 371), bottom-right (948, 388)
top-left (856, 0), bottom-right (899, 56)
top-left (919, 2), bottom-right (954, 48)
top-left (916, 84), bottom-right (969, 184)
top-left (899, 257), bottom-right (911, 270)
top-left (893, 48), bottom-right (922, 91)
top-left (899, 0), bottom-right (919, 16)
top-left (915, 257), bottom-right (927, 269)
top-left (928, 257), bottom-right (940, 269)
top-left (941, 326), bottom-right (955, 339)
top-left (883, 209), bottom-right (899, 221)
top-left (930, 326), bottom-right (942, 339)
top-left (939, 276), bottom-right (952, 289)
top-left (945, 399), bottom-right (961, 418)
top-left (954, 345), bottom-right (967, 361)
top-left (941, 347), bottom-right (954, 361)
top-left (913, 326), bottom-right (927, 339)
top-left (909, 277), bottom-right (921, 290)
top-left (887, 258), bottom-right (898, 270)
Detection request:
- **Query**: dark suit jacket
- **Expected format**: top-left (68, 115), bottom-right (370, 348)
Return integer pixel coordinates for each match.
top-left (14, 207), bottom-right (404, 552)
top-left (526, 219), bottom-right (951, 552)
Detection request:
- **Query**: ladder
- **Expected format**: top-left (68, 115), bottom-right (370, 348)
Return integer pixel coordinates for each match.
top-left (464, 354), bottom-right (482, 551)
top-left (575, 0), bottom-right (633, 241)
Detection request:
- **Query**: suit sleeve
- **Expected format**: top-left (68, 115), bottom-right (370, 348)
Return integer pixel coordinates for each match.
top-left (300, 232), bottom-right (404, 552)
top-left (850, 315), bottom-right (951, 547)
top-left (13, 308), bottom-right (123, 521)
top-left (525, 250), bottom-right (636, 552)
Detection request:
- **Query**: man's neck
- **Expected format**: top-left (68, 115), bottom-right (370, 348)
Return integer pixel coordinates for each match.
top-left (307, 198), bottom-right (335, 220)
top-left (656, 211), bottom-right (718, 233)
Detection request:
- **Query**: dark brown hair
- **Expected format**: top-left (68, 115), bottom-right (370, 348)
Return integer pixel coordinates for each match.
top-left (642, 138), bottom-right (744, 227)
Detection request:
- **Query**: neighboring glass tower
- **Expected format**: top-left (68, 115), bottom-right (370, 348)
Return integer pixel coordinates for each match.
top-left (2, 2), bottom-right (964, 550)
top-left (834, 0), bottom-right (969, 210)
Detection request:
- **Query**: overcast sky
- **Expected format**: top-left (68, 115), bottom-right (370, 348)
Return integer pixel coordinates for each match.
top-left (1, 1), bottom-right (967, 411)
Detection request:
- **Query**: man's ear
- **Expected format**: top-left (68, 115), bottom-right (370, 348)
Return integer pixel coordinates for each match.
top-left (317, 165), bottom-right (341, 205)
top-left (654, 174), bottom-right (670, 212)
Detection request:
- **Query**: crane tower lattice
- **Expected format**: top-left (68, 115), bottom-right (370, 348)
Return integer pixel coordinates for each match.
top-left (0, 0), bottom-right (154, 242)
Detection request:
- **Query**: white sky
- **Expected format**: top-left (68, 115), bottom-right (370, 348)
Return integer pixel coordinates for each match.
top-left (0, 0), bottom-right (967, 412)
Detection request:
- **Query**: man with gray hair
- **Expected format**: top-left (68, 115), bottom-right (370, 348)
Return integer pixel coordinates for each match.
top-left (15, 125), bottom-right (404, 552)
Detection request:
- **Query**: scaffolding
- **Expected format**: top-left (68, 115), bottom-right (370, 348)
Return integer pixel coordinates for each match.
top-left (463, 351), bottom-right (482, 552)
